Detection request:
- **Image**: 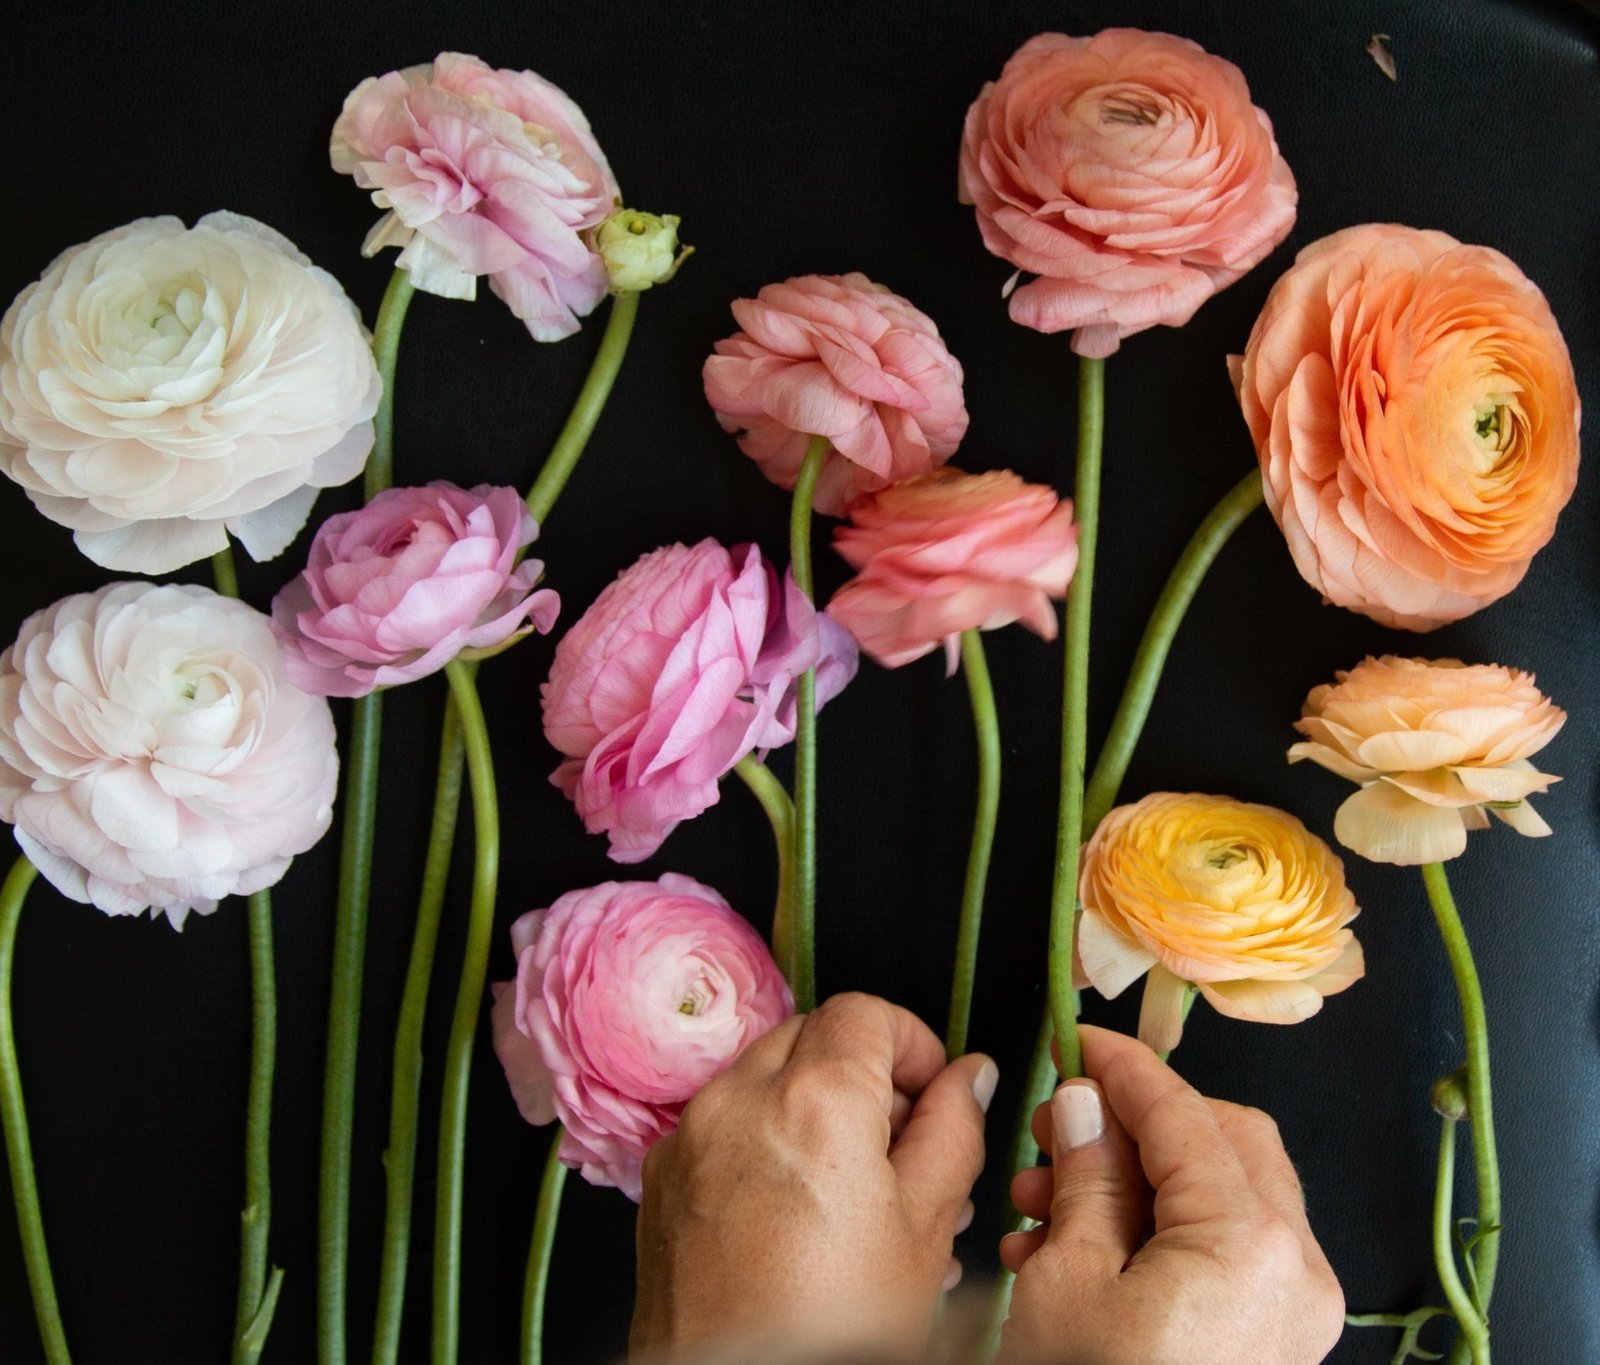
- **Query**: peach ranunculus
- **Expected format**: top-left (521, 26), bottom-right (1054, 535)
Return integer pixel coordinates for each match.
top-left (1290, 656), bottom-right (1564, 866)
top-left (1231, 225), bottom-right (1581, 630)
top-left (827, 469), bottom-right (1077, 670)
top-left (701, 274), bottom-right (969, 517)
top-left (1078, 792), bottom-right (1363, 1054)
top-left (958, 29), bottom-right (1297, 357)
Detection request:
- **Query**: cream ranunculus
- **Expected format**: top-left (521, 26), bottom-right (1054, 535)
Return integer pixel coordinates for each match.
top-left (1078, 792), bottom-right (1364, 1053)
top-left (0, 213), bottom-right (381, 574)
top-left (1290, 655), bottom-right (1564, 865)
top-left (0, 583), bottom-right (339, 928)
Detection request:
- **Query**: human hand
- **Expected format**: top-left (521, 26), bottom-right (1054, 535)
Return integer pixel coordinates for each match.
top-left (1000, 1025), bottom-right (1344, 1365)
top-left (630, 992), bottom-right (998, 1360)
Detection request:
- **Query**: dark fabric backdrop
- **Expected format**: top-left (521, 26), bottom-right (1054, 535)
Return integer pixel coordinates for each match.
top-left (1, 1), bottom-right (1596, 1361)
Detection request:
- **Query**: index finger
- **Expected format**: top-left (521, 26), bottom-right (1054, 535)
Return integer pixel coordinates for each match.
top-left (789, 992), bottom-right (946, 1117)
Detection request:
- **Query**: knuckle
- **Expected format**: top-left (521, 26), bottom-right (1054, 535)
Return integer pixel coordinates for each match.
top-left (774, 1060), bottom-right (862, 1135)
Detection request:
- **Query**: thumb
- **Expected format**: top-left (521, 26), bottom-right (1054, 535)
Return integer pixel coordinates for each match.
top-left (1041, 1079), bottom-right (1148, 1277)
top-left (889, 1053), bottom-right (996, 1231)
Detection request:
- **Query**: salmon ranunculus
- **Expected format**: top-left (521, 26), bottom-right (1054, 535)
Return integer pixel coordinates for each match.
top-left (701, 274), bottom-right (969, 517)
top-left (827, 469), bottom-right (1077, 670)
top-left (1231, 225), bottom-right (1581, 630)
top-left (958, 29), bottom-right (1297, 357)
top-left (1078, 792), bottom-right (1363, 1054)
top-left (1290, 656), bottom-right (1564, 866)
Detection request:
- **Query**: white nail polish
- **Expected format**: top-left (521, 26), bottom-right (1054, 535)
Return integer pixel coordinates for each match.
top-left (1053, 1082), bottom-right (1105, 1151)
top-left (971, 1059), bottom-right (1000, 1113)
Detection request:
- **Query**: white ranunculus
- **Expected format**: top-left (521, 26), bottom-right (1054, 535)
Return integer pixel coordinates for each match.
top-left (0, 583), bottom-right (339, 928)
top-left (0, 213), bottom-right (381, 573)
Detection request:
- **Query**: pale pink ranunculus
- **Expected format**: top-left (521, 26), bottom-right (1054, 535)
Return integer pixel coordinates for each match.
top-left (959, 29), bottom-right (1297, 356)
top-left (490, 874), bottom-right (793, 1199)
top-left (542, 540), bottom-right (858, 862)
top-left (331, 52), bottom-right (620, 341)
top-left (828, 469), bottom-right (1078, 670)
top-left (270, 482), bottom-right (559, 698)
top-left (0, 583), bottom-right (338, 928)
top-left (702, 274), bottom-right (969, 516)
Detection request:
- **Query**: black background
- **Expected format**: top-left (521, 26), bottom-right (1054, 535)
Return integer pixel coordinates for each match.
top-left (2, 2), bottom-right (1597, 1361)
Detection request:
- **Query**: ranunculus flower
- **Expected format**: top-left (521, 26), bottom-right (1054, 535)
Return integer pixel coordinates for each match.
top-left (0, 583), bottom-right (338, 928)
top-left (828, 468), bottom-right (1078, 669)
top-left (1231, 224), bottom-right (1581, 630)
top-left (1078, 791), bottom-right (1363, 1053)
top-left (594, 209), bottom-right (690, 293)
top-left (1290, 656), bottom-right (1564, 865)
top-left (702, 274), bottom-right (969, 516)
top-left (490, 874), bottom-right (793, 1199)
top-left (542, 540), bottom-right (858, 863)
top-left (958, 29), bottom-right (1297, 357)
top-left (331, 52), bottom-right (620, 341)
top-left (0, 213), bottom-right (381, 574)
top-left (270, 482), bottom-right (559, 698)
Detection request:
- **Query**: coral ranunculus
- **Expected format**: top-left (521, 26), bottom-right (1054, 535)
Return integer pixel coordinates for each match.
top-left (270, 482), bottom-right (559, 698)
top-left (828, 469), bottom-right (1077, 669)
top-left (542, 540), bottom-right (858, 863)
top-left (1079, 792), bottom-right (1363, 1054)
top-left (702, 274), bottom-right (969, 516)
top-left (1291, 656), bottom-right (1564, 866)
top-left (490, 874), bottom-right (793, 1199)
top-left (1231, 225), bottom-right (1581, 630)
top-left (959, 29), bottom-right (1297, 356)
top-left (0, 584), bottom-right (339, 928)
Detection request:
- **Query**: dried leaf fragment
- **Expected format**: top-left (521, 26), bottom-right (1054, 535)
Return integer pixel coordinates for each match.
top-left (1367, 33), bottom-right (1398, 82)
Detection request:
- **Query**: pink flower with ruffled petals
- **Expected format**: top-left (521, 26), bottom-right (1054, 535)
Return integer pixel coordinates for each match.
top-left (542, 540), bottom-right (857, 862)
top-left (331, 52), bottom-right (620, 341)
top-left (702, 274), bottom-right (969, 516)
top-left (491, 874), bottom-right (793, 1199)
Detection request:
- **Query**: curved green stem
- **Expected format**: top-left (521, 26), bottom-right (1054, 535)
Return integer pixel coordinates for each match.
top-left (733, 757), bottom-right (795, 980)
top-left (787, 435), bottom-right (828, 1013)
top-left (519, 1133), bottom-right (570, 1365)
top-left (232, 889), bottom-right (281, 1365)
top-left (211, 542), bottom-right (240, 600)
top-left (946, 630), bottom-right (1001, 1060)
top-left (371, 696), bottom-right (466, 1365)
top-left (1048, 356), bottom-right (1104, 1081)
top-left (432, 660), bottom-right (500, 1364)
top-left (365, 267), bottom-right (417, 501)
top-left (1431, 1116), bottom-right (1490, 1362)
top-left (1422, 862), bottom-right (1501, 1318)
top-left (525, 292), bottom-right (640, 524)
top-left (0, 856), bottom-right (69, 1365)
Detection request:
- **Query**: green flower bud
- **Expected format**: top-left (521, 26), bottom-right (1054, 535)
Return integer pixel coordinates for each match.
top-left (1430, 1066), bottom-right (1470, 1121)
top-left (594, 210), bottom-right (692, 293)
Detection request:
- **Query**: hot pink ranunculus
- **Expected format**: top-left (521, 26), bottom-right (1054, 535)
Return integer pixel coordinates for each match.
top-left (331, 52), bottom-right (620, 341)
top-left (702, 274), bottom-right (969, 516)
top-left (490, 874), bottom-right (793, 1199)
top-left (270, 482), bottom-right (559, 698)
top-left (542, 540), bottom-right (857, 862)
top-left (828, 469), bottom-right (1078, 670)
top-left (959, 29), bottom-right (1297, 356)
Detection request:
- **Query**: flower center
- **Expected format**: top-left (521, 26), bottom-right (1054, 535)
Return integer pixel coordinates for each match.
top-left (1099, 94), bottom-right (1164, 126)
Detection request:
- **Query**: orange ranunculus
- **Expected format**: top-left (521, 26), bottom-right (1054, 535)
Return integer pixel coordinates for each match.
top-left (1231, 224), bottom-right (1580, 631)
top-left (1078, 792), bottom-right (1362, 1054)
top-left (1290, 656), bottom-right (1564, 866)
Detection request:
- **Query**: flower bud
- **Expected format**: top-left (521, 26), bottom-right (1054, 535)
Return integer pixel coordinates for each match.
top-left (594, 210), bottom-right (691, 293)
top-left (1431, 1067), bottom-right (1470, 1121)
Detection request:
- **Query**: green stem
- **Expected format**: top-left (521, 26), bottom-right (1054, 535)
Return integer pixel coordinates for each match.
top-left (732, 757), bottom-right (795, 981)
top-left (432, 660), bottom-right (501, 1364)
top-left (1431, 1116), bottom-right (1490, 1362)
top-left (366, 267), bottom-right (417, 502)
top-left (211, 542), bottom-right (240, 600)
top-left (371, 696), bottom-right (466, 1365)
top-left (1048, 356), bottom-right (1104, 1080)
top-left (0, 855), bottom-right (69, 1365)
top-left (232, 890), bottom-right (281, 1365)
top-left (519, 1134), bottom-right (570, 1365)
top-left (1421, 862), bottom-right (1501, 1318)
top-left (525, 292), bottom-right (641, 524)
top-left (787, 435), bottom-right (828, 1013)
top-left (946, 630), bottom-right (1001, 1060)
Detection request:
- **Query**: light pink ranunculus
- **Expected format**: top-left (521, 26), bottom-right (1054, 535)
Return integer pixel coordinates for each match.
top-left (331, 52), bottom-right (620, 341)
top-left (959, 29), bottom-right (1297, 356)
top-left (542, 540), bottom-right (857, 862)
top-left (829, 468), bottom-right (1078, 670)
top-left (0, 583), bottom-right (338, 928)
top-left (491, 874), bottom-right (793, 1199)
top-left (702, 274), bottom-right (969, 516)
top-left (270, 482), bottom-right (559, 699)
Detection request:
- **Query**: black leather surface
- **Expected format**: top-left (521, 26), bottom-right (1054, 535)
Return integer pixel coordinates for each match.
top-left (2, 2), bottom-right (1596, 1361)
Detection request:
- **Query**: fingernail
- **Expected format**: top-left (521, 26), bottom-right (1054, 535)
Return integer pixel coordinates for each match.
top-left (1052, 1081), bottom-right (1105, 1151)
top-left (971, 1059), bottom-right (1000, 1113)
